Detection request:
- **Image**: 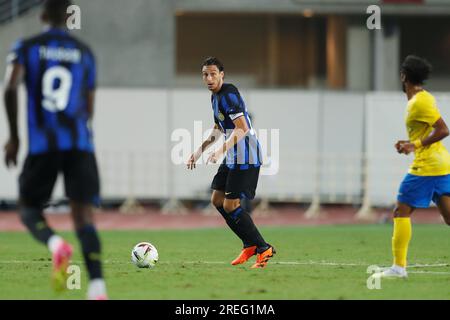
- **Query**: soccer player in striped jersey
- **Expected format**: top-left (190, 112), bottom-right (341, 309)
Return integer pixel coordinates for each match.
top-left (187, 57), bottom-right (275, 268)
top-left (3, 0), bottom-right (106, 299)
top-left (378, 55), bottom-right (450, 278)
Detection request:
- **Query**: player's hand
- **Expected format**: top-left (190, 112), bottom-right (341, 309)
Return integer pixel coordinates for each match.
top-left (186, 150), bottom-right (201, 170)
top-left (4, 137), bottom-right (19, 168)
top-left (397, 141), bottom-right (415, 155)
top-left (395, 140), bottom-right (409, 153)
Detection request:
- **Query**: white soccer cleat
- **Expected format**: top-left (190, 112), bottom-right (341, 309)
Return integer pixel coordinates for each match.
top-left (87, 278), bottom-right (108, 300)
top-left (377, 265), bottom-right (408, 279)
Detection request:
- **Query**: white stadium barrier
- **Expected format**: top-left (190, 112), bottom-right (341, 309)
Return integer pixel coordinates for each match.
top-left (1, 86), bottom-right (450, 210)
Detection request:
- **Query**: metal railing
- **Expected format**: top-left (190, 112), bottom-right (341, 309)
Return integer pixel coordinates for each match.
top-left (0, 0), bottom-right (41, 24)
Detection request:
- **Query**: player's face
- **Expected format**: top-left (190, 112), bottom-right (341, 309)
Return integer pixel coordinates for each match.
top-left (202, 65), bottom-right (224, 93)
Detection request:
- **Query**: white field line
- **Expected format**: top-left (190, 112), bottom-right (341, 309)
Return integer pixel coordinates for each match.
top-left (1, 260), bottom-right (450, 275)
top-left (0, 259), bottom-right (449, 270)
top-left (408, 271), bottom-right (450, 275)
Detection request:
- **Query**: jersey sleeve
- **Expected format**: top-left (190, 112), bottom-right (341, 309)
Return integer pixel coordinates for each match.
top-left (410, 96), bottom-right (441, 126)
top-left (221, 92), bottom-right (245, 121)
top-left (6, 40), bottom-right (25, 65)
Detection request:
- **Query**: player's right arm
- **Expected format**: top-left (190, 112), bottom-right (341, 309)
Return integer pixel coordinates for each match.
top-left (186, 124), bottom-right (221, 170)
top-left (3, 46), bottom-right (24, 168)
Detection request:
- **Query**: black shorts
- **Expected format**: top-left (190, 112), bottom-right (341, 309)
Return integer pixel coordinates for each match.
top-left (19, 151), bottom-right (100, 207)
top-left (211, 164), bottom-right (260, 199)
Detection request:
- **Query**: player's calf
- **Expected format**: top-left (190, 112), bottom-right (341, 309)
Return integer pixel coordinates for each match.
top-left (225, 205), bottom-right (270, 254)
top-left (436, 196), bottom-right (450, 226)
top-left (443, 217), bottom-right (450, 226)
top-left (438, 210), bottom-right (450, 226)
top-left (75, 224), bottom-right (108, 299)
top-left (76, 224), bottom-right (103, 279)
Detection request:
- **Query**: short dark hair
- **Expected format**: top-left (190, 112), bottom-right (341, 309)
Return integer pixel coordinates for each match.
top-left (43, 0), bottom-right (72, 26)
top-left (201, 57), bottom-right (224, 72)
top-left (401, 55), bottom-right (432, 85)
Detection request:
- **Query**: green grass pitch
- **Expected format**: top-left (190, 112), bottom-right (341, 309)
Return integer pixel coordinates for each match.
top-left (1, 224), bottom-right (449, 299)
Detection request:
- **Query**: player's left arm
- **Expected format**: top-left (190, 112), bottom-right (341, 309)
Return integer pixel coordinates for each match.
top-left (398, 118), bottom-right (450, 155)
top-left (3, 62), bottom-right (24, 167)
top-left (207, 116), bottom-right (249, 164)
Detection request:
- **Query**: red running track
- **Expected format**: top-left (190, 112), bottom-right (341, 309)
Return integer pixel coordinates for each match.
top-left (0, 206), bottom-right (445, 231)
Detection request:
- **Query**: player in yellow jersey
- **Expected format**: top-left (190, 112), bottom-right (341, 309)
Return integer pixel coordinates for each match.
top-left (379, 55), bottom-right (450, 278)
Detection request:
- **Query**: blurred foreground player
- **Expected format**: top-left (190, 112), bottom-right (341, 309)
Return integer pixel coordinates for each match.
top-left (187, 57), bottom-right (275, 268)
top-left (377, 56), bottom-right (450, 278)
top-left (3, 0), bottom-right (107, 299)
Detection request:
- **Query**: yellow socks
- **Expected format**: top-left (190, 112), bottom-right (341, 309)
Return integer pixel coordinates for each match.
top-left (392, 217), bottom-right (412, 268)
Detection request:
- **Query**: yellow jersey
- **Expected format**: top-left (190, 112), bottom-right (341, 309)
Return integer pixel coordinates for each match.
top-left (405, 90), bottom-right (450, 176)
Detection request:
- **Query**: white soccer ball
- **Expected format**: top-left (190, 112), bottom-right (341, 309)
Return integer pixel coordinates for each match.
top-left (131, 242), bottom-right (159, 268)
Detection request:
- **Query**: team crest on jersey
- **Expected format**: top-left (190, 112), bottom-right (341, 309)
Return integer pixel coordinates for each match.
top-left (218, 112), bottom-right (225, 121)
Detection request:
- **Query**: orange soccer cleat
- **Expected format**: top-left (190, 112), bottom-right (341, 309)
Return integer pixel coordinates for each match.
top-left (231, 246), bottom-right (257, 265)
top-left (251, 245), bottom-right (276, 269)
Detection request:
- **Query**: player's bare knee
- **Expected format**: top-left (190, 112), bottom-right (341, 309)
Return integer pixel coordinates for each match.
top-left (393, 208), bottom-right (410, 218)
top-left (211, 198), bottom-right (223, 208)
top-left (393, 205), bottom-right (412, 218)
top-left (211, 192), bottom-right (224, 208)
top-left (223, 199), bottom-right (239, 213)
top-left (393, 203), bottom-right (414, 218)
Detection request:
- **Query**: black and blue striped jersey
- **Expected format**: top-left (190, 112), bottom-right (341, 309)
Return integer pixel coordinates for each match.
top-left (211, 83), bottom-right (262, 170)
top-left (7, 28), bottom-right (96, 155)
